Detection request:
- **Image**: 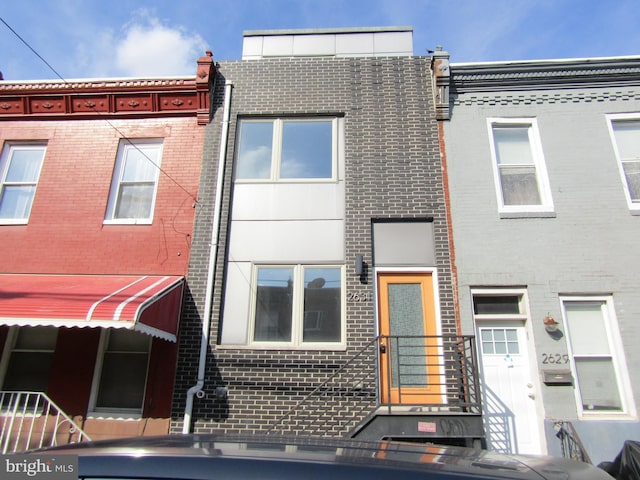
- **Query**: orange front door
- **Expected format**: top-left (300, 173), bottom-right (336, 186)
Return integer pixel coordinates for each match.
top-left (378, 273), bottom-right (442, 404)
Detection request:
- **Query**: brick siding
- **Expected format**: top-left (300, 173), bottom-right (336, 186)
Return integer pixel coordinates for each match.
top-left (171, 56), bottom-right (453, 435)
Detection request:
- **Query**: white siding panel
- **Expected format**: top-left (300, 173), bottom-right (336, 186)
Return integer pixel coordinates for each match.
top-left (220, 261), bottom-right (252, 344)
top-left (232, 183), bottom-right (344, 220)
top-left (228, 220), bottom-right (344, 262)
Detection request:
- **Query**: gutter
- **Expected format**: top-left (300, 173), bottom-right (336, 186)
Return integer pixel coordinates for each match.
top-left (183, 79), bottom-right (233, 434)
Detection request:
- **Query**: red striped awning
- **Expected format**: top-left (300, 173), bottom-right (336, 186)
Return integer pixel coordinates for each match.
top-left (0, 274), bottom-right (184, 342)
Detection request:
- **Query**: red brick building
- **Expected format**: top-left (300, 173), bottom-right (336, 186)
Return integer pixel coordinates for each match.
top-left (0, 53), bottom-right (214, 446)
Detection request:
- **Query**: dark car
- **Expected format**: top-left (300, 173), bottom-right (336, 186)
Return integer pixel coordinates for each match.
top-left (32, 434), bottom-right (612, 480)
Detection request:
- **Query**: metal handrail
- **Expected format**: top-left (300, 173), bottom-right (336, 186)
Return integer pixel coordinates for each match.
top-left (553, 420), bottom-right (592, 463)
top-left (267, 335), bottom-right (480, 436)
top-left (0, 391), bottom-right (91, 453)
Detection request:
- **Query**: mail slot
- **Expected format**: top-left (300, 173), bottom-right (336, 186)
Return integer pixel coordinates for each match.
top-left (542, 370), bottom-right (573, 386)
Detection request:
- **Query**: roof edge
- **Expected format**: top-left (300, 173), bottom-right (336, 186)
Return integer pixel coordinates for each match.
top-left (243, 26), bottom-right (413, 37)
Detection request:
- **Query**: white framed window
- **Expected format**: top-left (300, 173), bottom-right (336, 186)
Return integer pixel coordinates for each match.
top-left (89, 329), bottom-right (150, 416)
top-left (487, 119), bottom-right (554, 216)
top-left (235, 118), bottom-right (337, 182)
top-left (560, 296), bottom-right (635, 418)
top-left (250, 265), bottom-right (344, 347)
top-left (104, 139), bottom-right (163, 224)
top-left (607, 114), bottom-right (640, 212)
top-left (0, 326), bottom-right (57, 393)
top-left (0, 143), bottom-right (46, 224)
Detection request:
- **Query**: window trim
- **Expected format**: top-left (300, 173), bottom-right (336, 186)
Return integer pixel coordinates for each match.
top-left (487, 118), bottom-right (554, 217)
top-left (248, 264), bottom-right (346, 349)
top-left (560, 295), bottom-right (636, 419)
top-left (606, 113), bottom-right (640, 213)
top-left (0, 142), bottom-right (47, 225)
top-left (87, 329), bottom-right (151, 418)
top-left (470, 287), bottom-right (531, 322)
top-left (104, 138), bottom-right (163, 225)
top-left (235, 117), bottom-right (338, 183)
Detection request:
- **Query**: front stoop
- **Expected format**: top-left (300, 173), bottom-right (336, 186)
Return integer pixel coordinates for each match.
top-left (349, 407), bottom-right (485, 447)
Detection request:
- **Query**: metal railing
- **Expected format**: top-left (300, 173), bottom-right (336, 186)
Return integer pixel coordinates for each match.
top-left (379, 335), bottom-right (481, 413)
top-left (553, 420), bottom-right (592, 463)
top-left (267, 335), bottom-right (480, 436)
top-left (0, 391), bottom-right (91, 453)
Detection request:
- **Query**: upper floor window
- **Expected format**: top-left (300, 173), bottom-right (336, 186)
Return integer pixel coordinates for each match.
top-left (251, 265), bottom-right (344, 347)
top-left (561, 297), bottom-right (635, 417)
top-left (607, 115), bottom-right (640, 212)
top-left (0, 143), bottom-right (46, 224)
top-left (487, 119), bottom-right (554, 216)
top-left (235, 118), bottom-right (336, 181)
top-left (105, 139), bottom-right (163, 224)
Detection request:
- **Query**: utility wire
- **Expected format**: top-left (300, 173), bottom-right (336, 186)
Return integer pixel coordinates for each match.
top-left (0, 14), bottom-right (199, 203)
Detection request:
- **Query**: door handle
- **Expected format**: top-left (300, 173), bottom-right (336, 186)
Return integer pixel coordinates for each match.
top-left (380, 343), bottom-right (387, 354)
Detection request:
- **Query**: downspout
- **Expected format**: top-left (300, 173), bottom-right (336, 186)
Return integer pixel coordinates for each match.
top-left (183, 79), bottom-right (233, 434)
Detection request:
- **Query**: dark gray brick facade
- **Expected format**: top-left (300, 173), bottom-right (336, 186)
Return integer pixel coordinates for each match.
top-left (171, 55), bottom-right (453, 435)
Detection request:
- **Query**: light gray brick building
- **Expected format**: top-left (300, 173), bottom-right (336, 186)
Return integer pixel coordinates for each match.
top-left (171, 27), bottom-right (484, 445)
top-left (441, 54), bottom-right (640, 463)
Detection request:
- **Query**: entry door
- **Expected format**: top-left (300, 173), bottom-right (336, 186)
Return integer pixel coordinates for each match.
top-left (377, 273), bottom-right (441, 404)
top-left (476, 321), bottom-right (543, 455)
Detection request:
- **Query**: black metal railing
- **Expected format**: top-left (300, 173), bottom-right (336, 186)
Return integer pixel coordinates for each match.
top-left (379, 335), bottom-right (481, 413)
top-left (267, 335), bottom-right (480, 436)
top-left (554, 420), bottom-right (592, 463)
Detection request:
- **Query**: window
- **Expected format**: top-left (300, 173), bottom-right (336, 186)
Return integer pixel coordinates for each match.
top-left (1, 326), bottom-right (57, 392)
top-left (105, 139), bottom-right (163, 223)
top-left (487, 119), bottom-right (553, 215)
top-left (608, 115), bottom-right (640, 211)
top-left (236, 118), bottom-right (336, 181)
top-left (561, 297), bottom-right (634, 416)
top-left (90, 329), bottom-right (150, 415)
top-left (251, 265), bottom-right (343, 346)
top-left (472, 290), bottom-right (529, 355)
top-left (0, 143), bottom-right (46, 224)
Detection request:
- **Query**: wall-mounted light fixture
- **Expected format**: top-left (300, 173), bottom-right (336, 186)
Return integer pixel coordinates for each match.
top-left (355, 254), bottom-right (364, 276)
top-left (543, 314), bottom-right (559, 333)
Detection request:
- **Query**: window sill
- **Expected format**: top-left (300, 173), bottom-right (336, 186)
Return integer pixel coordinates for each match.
top-left (103, 219), bottom-right (153, 225)
top-left (0, 219), bottom-right (28, 225)
top-left (629, 209), bottom-right (640, 216)
top-left (578, 412), bottom-right (637, 421)
top-left (87, 411), bottom-right (142, 420)
top-left (216, 343), bottom-right (347, 352)
top-left (499, 211), bottom-right (556, 219)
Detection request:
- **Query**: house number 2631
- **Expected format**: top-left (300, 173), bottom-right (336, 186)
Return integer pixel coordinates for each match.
top-left (348, 292), bottom-right (370, 302)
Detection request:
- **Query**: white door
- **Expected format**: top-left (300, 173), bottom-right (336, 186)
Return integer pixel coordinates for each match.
top-left (476, 321), bottom-right (544, 455)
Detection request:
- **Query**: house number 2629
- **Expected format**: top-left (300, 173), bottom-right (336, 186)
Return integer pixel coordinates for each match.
top-left (348, 292), bottom-right (370, 302)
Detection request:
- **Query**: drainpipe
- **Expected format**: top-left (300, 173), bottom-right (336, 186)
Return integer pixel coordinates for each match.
top-left (183, 79), bottom-right (233, 434)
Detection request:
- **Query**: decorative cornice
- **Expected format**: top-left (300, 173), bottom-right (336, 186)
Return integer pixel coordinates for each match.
top-left (0, 51), bottom-right (216, 125)
top-left (450, 57), bottom-right (640, 94)
top-left (452, 89), bottom-right (640, 107)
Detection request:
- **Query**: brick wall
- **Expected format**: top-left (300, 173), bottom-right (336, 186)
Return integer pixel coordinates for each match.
top-left (0, 117), bottom-right (203, 275)
top-left (172, 56), bottom-right (453, 435)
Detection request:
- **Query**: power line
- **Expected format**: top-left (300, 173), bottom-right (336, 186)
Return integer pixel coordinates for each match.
top-left (0, 14), bottom-right (200, 203)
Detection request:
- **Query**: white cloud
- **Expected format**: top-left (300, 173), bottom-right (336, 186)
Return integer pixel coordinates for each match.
top-left (114, 11), bottom-right (208, 77)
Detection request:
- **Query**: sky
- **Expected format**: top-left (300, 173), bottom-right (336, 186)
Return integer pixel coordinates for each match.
top-left (1, 0), bottom-right (640, 81)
